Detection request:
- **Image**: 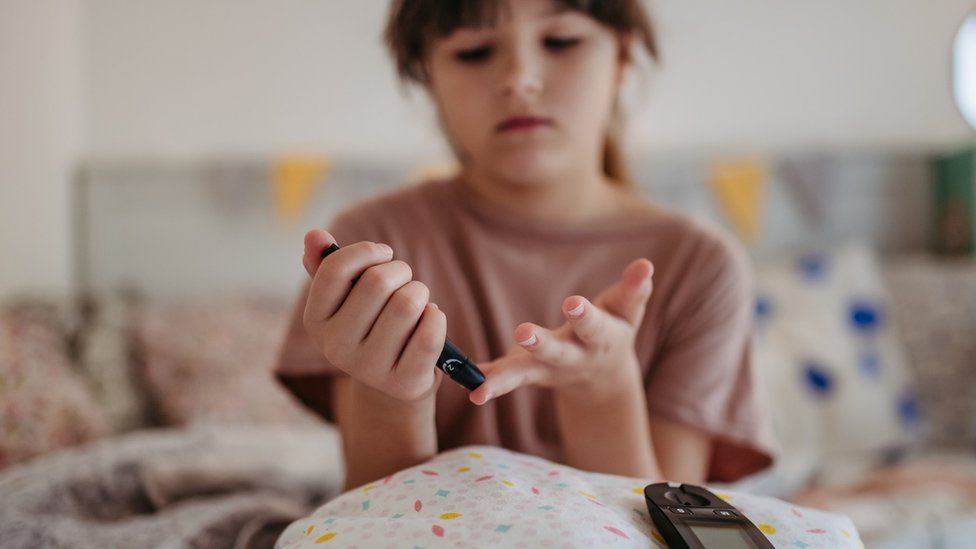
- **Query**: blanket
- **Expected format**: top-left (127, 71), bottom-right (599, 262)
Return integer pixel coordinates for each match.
top-left (0, 424), bottom-right (344, 549)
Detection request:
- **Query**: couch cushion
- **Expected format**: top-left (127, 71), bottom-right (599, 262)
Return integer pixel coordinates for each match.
top-left (0, 299), bottom-right (110, 470)
top-left (133, 294), bottom-right (321, 427)
top-left (883, 254), bottom-right (976, 450)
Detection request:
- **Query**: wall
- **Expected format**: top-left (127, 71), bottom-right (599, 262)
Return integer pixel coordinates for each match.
top-left (1, 0), bottom-right (974, 298)
top-left (0, 0), bottom-right (84, 299)
top-left (84, 0), bottom-right (975, 159)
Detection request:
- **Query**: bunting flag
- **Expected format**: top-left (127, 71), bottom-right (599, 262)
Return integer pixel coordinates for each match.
top-left (709, 157), bottom-right (767, 243)
top-left (778, 155), bottom-right (835, 230)
top-left (270, 154), bottom-right (331, 224)
top-left (408, 159), bottom-right (459, 185)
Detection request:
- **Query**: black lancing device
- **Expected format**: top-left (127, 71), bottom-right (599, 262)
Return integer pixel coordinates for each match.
top-left (320, 242), bottom-right (486, 391)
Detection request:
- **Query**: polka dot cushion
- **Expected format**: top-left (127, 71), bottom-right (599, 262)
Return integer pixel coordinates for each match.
top-left (276, 445), bottom-right (861, 548)
top-left (753, 241), bottom-right (921, 489)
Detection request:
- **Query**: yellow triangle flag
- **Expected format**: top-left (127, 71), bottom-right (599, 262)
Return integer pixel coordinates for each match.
top-left (271, 154), bottom-right (330, 224)
top-left (709, 157), bottom-right (766, 242)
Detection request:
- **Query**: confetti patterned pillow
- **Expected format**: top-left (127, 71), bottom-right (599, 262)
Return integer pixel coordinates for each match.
top-left (753, 241), bottom-right (921, 489)
top-left (275, 445), bottom-right (861, 548)
top-left (0, 300), bottom-right (110, 469)
top-left (134, 294), bottom-right (321, 427)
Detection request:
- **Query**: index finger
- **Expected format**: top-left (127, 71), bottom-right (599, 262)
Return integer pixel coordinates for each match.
top-left (469, 353), bottom-right (544, 405)
top-left (302, 234), bottom-right (393, 323)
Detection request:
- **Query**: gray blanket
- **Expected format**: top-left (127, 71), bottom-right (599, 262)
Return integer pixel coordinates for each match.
top-left (0, 425), bottom-right (344, 549)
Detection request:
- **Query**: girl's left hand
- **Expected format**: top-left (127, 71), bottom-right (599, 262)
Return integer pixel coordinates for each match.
top-left (469, 258), bottom-right (654, 405)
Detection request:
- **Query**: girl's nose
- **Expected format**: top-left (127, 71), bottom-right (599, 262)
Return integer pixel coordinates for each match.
top-left (499, 47), bottom-right (543, 97)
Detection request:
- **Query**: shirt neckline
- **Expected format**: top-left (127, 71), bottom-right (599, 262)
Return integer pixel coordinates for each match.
top-left (441, 175), bottom-right (668, 242)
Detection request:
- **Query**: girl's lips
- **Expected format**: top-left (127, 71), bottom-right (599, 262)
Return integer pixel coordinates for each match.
top-left (496, 116), bottom-right (553, 132)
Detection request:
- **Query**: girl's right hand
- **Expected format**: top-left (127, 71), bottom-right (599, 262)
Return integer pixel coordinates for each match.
top-left (301, 229), bottom-right (445, 403)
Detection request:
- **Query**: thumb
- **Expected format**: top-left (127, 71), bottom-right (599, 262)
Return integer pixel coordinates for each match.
top-left (594, 258), bottom-right (654, 327)
top-left (302, 229), bottom-right (337, 277)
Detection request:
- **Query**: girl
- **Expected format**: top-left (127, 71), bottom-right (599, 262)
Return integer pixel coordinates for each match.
top-left (275, 0), bottom-right (776, 492)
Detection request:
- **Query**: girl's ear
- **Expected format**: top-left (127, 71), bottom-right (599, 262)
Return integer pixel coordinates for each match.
top-left (614, 31), bottom-right (635, 87)
top-left (419, 57), bottom-right (433, 87)
top-left (617, 31), bottom-right (635, 64)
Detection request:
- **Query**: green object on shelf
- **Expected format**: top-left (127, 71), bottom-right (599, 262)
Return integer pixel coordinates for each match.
top-left (932, 144), bottom-right (976, 255)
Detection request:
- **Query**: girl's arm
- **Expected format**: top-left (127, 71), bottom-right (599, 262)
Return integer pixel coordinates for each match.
top-left (555, 375), bottom-right (712, 484)
top-left (285, 231), bottom-right (448, 491)
top-left (553, 371), bottom-right (712, 483)
top-left (648, 414), bottom-right (712, 483)
top-left (553, 364), bottom-right (659, 479)
top-left (332, 375), bottom-right (438, 491)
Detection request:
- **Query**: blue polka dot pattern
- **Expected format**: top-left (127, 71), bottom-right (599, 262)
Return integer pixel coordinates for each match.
top-left (858, 351), bottom-right (880, 378)
top-left (898, 390), bottom-right (922, 427)
top-left (755, 295), bottom-right (773, 320)
top-left (797, 253), bottom-right (828, 283)
top-left (803, 362), bottom-right (834, 398)
top-left (849, 300), bottom-right (884, 334)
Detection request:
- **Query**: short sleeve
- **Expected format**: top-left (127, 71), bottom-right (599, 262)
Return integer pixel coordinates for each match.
top-left (645, 231), bottom-right (777, 482)
top-left (272, 209), bottom-right (380, 424)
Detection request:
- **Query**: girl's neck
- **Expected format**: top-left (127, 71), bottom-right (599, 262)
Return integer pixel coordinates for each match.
top-left (456, 164), bottom-right (638, 226)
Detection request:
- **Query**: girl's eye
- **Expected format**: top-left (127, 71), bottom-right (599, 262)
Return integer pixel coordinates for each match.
top-left (456, 46), bottom-right (492, 63)
top-left (544, 36), bottom-right (582, 50)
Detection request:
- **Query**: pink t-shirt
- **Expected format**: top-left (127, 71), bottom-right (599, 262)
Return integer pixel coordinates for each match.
top-left (274, 177), bottom-right (777, 482)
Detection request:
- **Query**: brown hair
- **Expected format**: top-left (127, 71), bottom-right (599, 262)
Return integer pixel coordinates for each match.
top-left (383, 0), bottom-right (659, 187)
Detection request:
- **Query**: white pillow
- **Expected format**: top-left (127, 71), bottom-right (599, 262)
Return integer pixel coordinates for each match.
top-left (752, 241), bottom-right (921, 490)
top-left (277, 445), bottom-right (862, 548)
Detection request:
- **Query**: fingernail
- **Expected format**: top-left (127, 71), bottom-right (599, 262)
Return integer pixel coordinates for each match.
top-left (379, 243), bottom-right (393, 255)
top-left (482, 391), bottom-right (493, 404)
top-left (517, 333), bottom-right (537, 347)
top-left (567, 302), bottom-right (585, 318)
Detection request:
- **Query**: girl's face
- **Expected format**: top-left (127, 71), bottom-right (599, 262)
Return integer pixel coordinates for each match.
top-left (424, 0), bottom-right (630, 185)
